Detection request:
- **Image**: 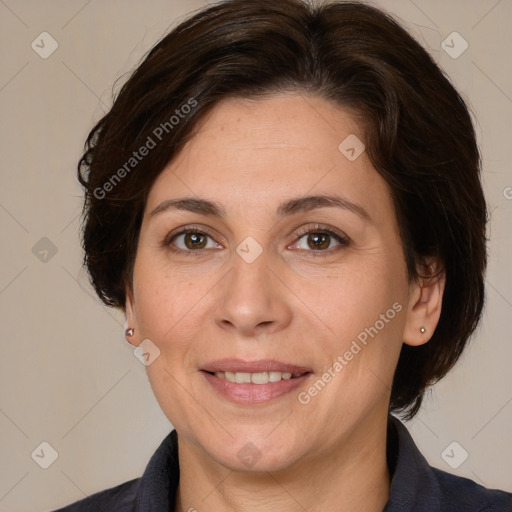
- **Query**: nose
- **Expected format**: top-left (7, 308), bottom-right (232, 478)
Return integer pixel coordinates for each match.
top-left (213, 248), bottom-right (293, 338)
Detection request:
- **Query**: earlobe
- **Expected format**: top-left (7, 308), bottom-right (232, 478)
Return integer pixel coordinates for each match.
top-left (124, 286), bottom-right (139, 347)
top-left (403, 265), bottom-right (446, 347)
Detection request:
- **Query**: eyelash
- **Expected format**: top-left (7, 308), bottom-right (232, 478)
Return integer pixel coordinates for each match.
top-left (164, 224), bottom-right (350, 258)
top-left (163, 226), bottom-right (218, 257)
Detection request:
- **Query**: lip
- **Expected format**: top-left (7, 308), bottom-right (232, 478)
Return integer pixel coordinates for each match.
top-left (200, 359), bottom-right (313, 405)
top-left (201, 358), bottom-right (312, 374)
top-left (202, 371), bottom-right (312, 404)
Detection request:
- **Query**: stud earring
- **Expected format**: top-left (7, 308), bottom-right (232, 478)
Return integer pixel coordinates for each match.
top-left (125, 328), bottom-right (134, 337)
top-left (420, 327), bottom-right (426, 334)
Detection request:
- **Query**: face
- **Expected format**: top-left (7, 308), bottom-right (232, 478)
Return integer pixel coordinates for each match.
top-left (126, 93), bottom-right (426, 472)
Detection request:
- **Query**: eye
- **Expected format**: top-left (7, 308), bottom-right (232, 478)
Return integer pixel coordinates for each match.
top-left (165, 227), bottom-right (222, 256)
top-left (163, 223), bottom-right (349, 257)
top-left (290, 224), bottom-right (349, 254)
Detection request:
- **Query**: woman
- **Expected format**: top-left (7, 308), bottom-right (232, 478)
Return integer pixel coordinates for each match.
top-left (53, 0), bottom-right (512, 510)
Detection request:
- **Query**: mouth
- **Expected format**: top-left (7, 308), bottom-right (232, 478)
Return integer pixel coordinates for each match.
top-left (204, 370), bottom-right (308, 384)
top-left (200, 359), bottom-right (313, 404)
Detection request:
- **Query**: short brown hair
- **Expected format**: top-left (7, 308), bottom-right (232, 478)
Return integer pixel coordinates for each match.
top-left (78, 0), bottom-right (487, 419)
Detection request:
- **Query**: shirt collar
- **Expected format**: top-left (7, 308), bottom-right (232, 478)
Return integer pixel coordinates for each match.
top-left (136, 429), bottom-right (180, 511)
top-left (384, 414), bottom-right (442, 510)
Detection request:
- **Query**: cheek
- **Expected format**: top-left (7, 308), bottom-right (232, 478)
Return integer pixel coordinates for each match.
top-left (133, 257), bottom-right (208, 427)
top-left (307, 257), bottom-right (406, 332)
top-left (309, 265), bottom-right (406, 409)
top-left (305, 257), bottom-right (408, 386)
top-left (132, 251), bottom-right (209, 347)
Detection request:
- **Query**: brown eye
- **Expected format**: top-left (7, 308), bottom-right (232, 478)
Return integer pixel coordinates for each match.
top-left (306, 233), bottom-right (331, 250)
top-left (292, 228), bottom-right (348, 253)
top-left (166, 227), bottom-right (222, 255)
top-left (183, 232), bottom-right (208, 250)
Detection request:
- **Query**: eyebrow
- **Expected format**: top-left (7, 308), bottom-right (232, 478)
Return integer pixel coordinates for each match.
top-left (149, 194), bottom-right (371, 222)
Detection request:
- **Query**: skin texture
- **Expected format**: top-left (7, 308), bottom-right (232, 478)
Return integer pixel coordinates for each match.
top-left (125, 93), bottom-right (445, 512)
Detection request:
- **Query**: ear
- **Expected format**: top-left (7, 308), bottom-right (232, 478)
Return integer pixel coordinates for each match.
top-left (124, 285), bottom-right (140, 347)
top-left (403, 260), bottom-right (446, 347)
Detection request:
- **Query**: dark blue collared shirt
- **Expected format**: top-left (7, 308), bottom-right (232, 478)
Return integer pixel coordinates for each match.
top-left (51, 415), bottom-right (512, 511)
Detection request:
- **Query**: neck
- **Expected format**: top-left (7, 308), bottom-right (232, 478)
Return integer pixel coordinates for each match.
top-left (175, 413), bottom-right (390, 512)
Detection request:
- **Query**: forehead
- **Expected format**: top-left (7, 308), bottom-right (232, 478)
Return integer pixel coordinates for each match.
top-left (145, 93), bottom-right (394, 224)
top-left (185, 92), bottom-right (361, 160)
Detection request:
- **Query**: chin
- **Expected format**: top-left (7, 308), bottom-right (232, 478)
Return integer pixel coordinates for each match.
top-left (204, 431), bottom-right (306, 473)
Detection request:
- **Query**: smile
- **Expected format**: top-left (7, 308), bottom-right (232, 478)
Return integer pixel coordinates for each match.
top-left (210, 371), bottom-right (305, 384)
top-left (202, 371), bottom-right (311, 404)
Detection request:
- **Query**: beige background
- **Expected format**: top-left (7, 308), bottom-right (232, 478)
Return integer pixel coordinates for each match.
top-left (0, 0), bottom-right (511, 510)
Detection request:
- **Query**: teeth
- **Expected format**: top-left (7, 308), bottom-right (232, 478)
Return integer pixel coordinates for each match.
top-left (213, 371), bottom-right (298, 384)
top-left (269, 371), bottom-right (282, 382)
top-left (235, 372), bottom-right (251, 384)
top-left (251, 372), bottom-right (269, 384)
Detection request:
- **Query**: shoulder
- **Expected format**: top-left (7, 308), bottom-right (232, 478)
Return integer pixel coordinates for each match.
top-left (432, 467), bottom-right (512, 511)
top-left (386, 415), bottom-right (512, 511)
top-left (47, 429), bottom-right (179, 512)
top-left (49, 478), bottom-right (140, 512)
